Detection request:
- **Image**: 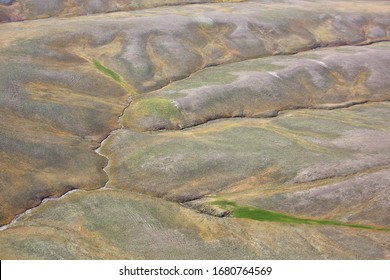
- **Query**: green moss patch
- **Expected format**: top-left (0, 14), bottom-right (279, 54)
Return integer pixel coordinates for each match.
top-left (212, 199), bottom-right (390, 231)
top-left (133, 98), bottom-right (182, 120)
top-left (92, 59), bottom-right (135, 94)
top-left (92, 59), bottom-right (121, 83)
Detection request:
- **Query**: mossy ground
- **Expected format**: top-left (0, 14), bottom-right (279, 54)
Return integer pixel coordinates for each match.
top-left (93, 59), bottom-right (121, 82)
top-left (92, 59), bottom-right (134, 94)
top-left (133, 98), bottom-right (181, 119)
top-left (212, 199), bottom-right (390, 232)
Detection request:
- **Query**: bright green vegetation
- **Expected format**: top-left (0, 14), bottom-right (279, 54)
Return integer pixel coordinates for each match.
top-left (92, 59), bottom-right (135, 94)
top-left (93, 59), bottom-right (121, 82)
top-left (135, 98), bottom-right (182, 119)
top-left (212, 199), bottom-right (390, 231)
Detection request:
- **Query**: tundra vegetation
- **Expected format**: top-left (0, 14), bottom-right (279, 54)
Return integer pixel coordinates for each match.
top-left (0, 0), bottom-right (390, 259)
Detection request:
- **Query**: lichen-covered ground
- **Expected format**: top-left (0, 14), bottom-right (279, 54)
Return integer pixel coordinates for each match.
top-left (1, 0), bottom-right (390, 259)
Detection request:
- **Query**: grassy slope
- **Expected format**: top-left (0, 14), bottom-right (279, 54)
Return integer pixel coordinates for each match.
top-left (212, 200), bottom-right (390, 232)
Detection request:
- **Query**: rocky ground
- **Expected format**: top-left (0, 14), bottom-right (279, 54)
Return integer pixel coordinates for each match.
top-left (0, 0), bottom-right (390, 259)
